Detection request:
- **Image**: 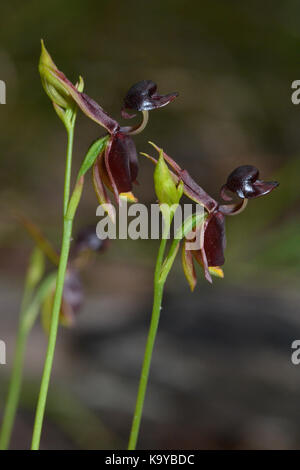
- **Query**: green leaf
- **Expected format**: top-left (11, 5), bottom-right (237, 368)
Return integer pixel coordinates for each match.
top-left (66, 176), bottom-right (84, 220)
top-left (78, 136), bottom-right (109, 178)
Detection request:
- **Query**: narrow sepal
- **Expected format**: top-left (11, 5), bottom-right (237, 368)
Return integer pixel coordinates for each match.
top-left (182, 241), bottom-right (197, 291)
top-left (92, 154), bottom-right (115, 223)
top-left (40, 41), bottom-right (119, 133)
top-left (148, 142), bottom-right (218, 212)
top-left (193, 249), bottom-right (213, 284)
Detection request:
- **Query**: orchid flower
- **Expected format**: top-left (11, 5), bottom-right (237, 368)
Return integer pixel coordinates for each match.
top-left (144, 144), bottom-right (279, 286)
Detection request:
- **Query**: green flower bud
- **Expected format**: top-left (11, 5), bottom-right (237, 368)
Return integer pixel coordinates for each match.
top-left (154, 149), bottom-right (183, 206)
top-left (39, 40), bottom-right (72, 109)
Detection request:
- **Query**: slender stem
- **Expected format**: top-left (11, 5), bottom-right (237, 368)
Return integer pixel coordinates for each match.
top-left (31, 124), bottom-right (76, 450)
top-left (128, 221), bottom-right (170, 450)
top-left (63, 124), bottom-right (75, 216)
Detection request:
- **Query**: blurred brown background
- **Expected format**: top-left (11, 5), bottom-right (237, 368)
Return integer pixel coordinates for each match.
top-left (1, 0), bottom-right (300, 449)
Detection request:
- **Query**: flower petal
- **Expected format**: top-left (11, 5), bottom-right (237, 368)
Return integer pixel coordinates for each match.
top-left (208, 267), bottom-right (224, 278)
top-left (92, 154), bottom-right (115, 223)
top-left (106, 132), bottom-right (138, 198)
top-left (123, 80), bottom-right (178, 111)
top-left (180, 170), bottom-right (218, 212)
top-left (203, 211), bottom-right (226, 267)
top-left (193, 249), bottom-right (213, 284)
top-left (182, 240), bottom-right (197, 291)
top-left (248, 180), bottom-right (279, 198)
top-left (120, 192), bottom-right (138, 202)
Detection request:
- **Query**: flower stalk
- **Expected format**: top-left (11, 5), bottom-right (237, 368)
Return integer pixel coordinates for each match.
top-left (128, 216), bottom-right (171, 450)
top-left (31, 117), bottom-right (80, 450)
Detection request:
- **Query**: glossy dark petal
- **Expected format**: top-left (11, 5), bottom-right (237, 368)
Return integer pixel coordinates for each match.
top-left (203, 211), bottom-right (226, 267)
top-left (105, 132), bottom-right (139, 196)
top-left (123, 80), bottom-right (178, 111)
top-left (223, 164), bottom-right (279, 199)
top-left (246, 180), bottom-right (279, 199)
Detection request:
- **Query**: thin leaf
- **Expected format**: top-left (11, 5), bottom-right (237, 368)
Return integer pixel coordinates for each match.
top-left (78, 136), bottom-right (109, 178)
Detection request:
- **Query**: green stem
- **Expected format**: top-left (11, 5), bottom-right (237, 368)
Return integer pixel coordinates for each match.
top-left (31, 124), bottom-right (77, 450)
top-left (63, 124), bottom-right (74, 216)
top-left (128, 220), bottom-right (171, 450)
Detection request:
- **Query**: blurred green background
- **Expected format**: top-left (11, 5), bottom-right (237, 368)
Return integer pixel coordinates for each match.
top-left (1, 0), bottom-right (300, 449)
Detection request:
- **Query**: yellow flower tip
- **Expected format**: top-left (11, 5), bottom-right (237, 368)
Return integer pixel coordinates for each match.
top-left (190, 283), bottom-right (196, 293)
top-left (119, 192), bottom-right (138, 203)
top-left (208, 267), bottom-right (224, 278)
top-left (39, 39), bottom-right (56, 71)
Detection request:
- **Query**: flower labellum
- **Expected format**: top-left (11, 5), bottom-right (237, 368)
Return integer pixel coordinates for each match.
top-left (123, 80), bottom-right (178, 112)
top-left (221, 165), bottom-right (279, 200)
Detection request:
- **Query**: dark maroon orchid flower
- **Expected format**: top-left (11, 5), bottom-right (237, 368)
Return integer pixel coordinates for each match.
top-left (220, 165), bottom-right (279, 201)
top-left (122, 80), bottom-right (178, 114)
top-left (93, 132), bottom-right (139, 211)
top-left (39, 42), bottom-right (178, 211)
top-left (92, 82), bottom-right (178, 210)
top-left (183, 209), bottom-right (226, 285)
top-left (145, 143), bottom-right (279, 287)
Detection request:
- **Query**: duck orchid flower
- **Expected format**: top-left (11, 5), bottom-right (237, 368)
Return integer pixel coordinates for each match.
top-left (144, 144), bottom-right (279, 287)
top-left (39, 42), bottom-right (178, 212)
